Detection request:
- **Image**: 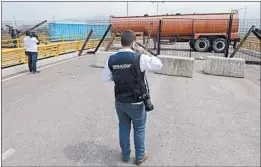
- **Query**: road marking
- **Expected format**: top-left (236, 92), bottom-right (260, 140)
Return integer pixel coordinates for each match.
top-left (2, 148), bottom-right (15, 160)
top-left (2, 56), bottom-right (80, 82)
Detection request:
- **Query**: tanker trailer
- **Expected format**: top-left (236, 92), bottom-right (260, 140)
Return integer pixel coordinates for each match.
top-left (110, 11), bottom-right (240, 53)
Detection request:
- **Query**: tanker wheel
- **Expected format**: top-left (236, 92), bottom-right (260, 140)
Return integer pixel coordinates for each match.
top-left (194, 38), bottom-right (210, 52)
top-left (212, 38), bottom-right (226, 53)
top-left (189, 40), bottom-right (196, 51)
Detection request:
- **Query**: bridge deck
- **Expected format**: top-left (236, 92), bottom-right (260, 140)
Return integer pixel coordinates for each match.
top-left (2, 54), bottom-right (260, 166)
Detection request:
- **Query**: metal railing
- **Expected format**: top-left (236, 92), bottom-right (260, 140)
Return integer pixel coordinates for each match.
top-left (1, 38), bottom-right (102, 68)
top-left (1, 34), bottom-right (98, 48)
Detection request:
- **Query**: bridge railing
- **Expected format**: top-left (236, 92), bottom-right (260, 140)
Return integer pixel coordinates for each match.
top-left (1, 38), bottom-right (101, 68)
top-left (1, 34), bottom-right (95, 48)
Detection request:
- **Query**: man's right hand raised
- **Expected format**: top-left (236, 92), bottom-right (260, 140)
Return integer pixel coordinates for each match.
top-left (132, 42), bottom-right (145, 54)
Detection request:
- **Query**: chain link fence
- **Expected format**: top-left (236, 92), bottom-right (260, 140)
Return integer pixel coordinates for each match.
top-left (2, 17), bottom-right (260, 65)
top-left (107, 16), bottom-right (260, 64)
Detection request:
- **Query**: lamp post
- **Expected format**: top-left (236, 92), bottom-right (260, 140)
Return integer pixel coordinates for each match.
top-left (233, 6), bottom-right (247, 26)
top-left (127, 2), bottom-right (129, 16)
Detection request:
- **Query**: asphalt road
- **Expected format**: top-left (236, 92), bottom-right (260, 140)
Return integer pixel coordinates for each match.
top-left (2, 54), bottom-right (260, 166)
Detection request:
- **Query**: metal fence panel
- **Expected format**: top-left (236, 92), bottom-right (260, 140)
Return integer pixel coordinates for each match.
top-left (156, 18), bottom-right (260, 64)
top-left (159, 18), bottom-right (193, 57)
top-left (230, 20), bottom-right (261, 64)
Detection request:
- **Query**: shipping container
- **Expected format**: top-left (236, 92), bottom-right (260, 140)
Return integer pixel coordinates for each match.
top-left (48, 22), bottom-right (110, 42)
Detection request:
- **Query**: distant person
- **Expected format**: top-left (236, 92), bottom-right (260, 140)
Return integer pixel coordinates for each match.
top-left (103, 30), bottom-right (163, 165)
top-left (11, 29), bottom-right (20, 48)
top-left (23, 31), bottom-right (40, 74)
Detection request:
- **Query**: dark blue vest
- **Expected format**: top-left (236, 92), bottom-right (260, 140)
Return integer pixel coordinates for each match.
top-left (108, 51), bottom-right (146, 103)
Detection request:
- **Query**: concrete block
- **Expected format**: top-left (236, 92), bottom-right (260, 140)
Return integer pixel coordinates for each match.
top-left (95, 51), bottom-right (116, 68)
top-left (204, 56), bottom-right (245, 78)
top-left (155, 55), bottom-right (195, 77)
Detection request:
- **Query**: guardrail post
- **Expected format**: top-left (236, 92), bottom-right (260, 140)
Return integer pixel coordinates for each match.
top-left (44, 46), bottom-right (47, 58)
top-left (56, 44), bottom-right (60, 56)
top-left (75, 41), bottom-right (80, 51)
top-left (22, 50), bottom-right (27, 64)
top-left (249, 42), bottom-right (253, 50)
top-left (16, 38), bottom-right (20, 48)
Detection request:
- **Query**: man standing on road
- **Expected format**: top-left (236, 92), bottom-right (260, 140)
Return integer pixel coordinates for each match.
top-left (23, 31), bottom-right (40, 74)
top-left (103, 30), bottom-right (163, 165)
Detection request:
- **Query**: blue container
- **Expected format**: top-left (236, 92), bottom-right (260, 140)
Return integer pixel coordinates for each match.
top-left (48, 23), bottom-right (110, 42)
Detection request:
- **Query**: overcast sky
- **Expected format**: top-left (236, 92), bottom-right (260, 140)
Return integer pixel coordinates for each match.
top-left (2, 1), bottom-right (260, 22)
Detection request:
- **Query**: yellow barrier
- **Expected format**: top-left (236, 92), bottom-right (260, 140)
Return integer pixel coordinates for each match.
top-left (1, 34), bottom-right (93, 48)
top-left (1, 38), bottom-right (103, 68)
top-left (242, 40), bottom-right (261, 52)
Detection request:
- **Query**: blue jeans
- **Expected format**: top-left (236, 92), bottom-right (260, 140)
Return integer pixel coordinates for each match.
top-left (115, 101), bottom-right (147, 161)
top-left (30, 52), bottom-right (38, 72)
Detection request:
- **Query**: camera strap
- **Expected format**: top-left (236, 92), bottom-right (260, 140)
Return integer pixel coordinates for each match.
top-left (134, 53), bottom-right (150, 95)
top-left (144, 74), bottom-right (150, 94)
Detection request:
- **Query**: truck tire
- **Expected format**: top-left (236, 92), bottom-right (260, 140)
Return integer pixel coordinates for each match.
top-left (194, 38), bottom-right (210, 52)
top-left (212, 38), bottom-right (226, 53)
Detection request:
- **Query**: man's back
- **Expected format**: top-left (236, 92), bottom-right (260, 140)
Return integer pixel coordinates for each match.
top-left (23, 36), bottom-right (38, 52)
top-left (108, 51), bottom-right (146, 103)
top-left (103, 48), bottom-right (163, 83)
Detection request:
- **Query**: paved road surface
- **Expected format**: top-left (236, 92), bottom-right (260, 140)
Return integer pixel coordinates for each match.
top-left (2, 54), bottom-right (260, 166)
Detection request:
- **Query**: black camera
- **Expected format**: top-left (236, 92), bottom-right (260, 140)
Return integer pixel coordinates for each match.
top-left (30, 32), bottom-right (39, 39)
top-left (143, 94), bottom-right (154, 112)
top-left (139, 78), bottom-right (154, 112)
top-left (131, 42), bottom-right (155, 112)
top-left (30, 32), bottom-right (40, 44)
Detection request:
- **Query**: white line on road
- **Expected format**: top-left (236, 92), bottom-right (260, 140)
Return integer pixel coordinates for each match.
top-left (2, 56), bottom-right (80, 82)
top-left (2, 148), bottom-right (15, 161)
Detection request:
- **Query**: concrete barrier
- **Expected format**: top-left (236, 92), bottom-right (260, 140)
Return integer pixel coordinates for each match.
top-left (95, 51), bottom-right (116, 68)
top-left (2, 52), bottom-right (79, 78)
top-left (95, 53), bottom-right (196, 78)
top-left (204, 56), bottom-right (245, 78)
top-left (155, 55), bottom-right (195, 77)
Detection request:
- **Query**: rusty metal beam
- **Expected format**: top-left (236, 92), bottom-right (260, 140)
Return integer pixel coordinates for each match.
top-left (136, 42), bottom-right (157, 56)
top-left (105, 33), bottom-right (116, 51)
top-left (78, 30), bottom-right (93, 56)
top-left (18, 20), bottom-right (47, 37)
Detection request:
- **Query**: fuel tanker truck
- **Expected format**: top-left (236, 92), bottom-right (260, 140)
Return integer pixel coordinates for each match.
top-left (110, 11), bottom-right (240, 53)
